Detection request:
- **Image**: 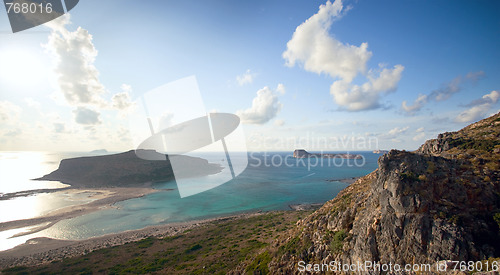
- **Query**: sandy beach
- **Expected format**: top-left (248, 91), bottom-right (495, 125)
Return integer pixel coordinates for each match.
top-left (0, 212), bottom-right (260, 269)
top-left (0, 186), bottom-right (161, 268)
top-left (0, 186), bottom-right (159, 236)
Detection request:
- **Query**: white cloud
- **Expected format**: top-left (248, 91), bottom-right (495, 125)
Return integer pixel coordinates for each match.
top-left (413, 127), bottom-right (425, 141)
top-left (73, 107), bottom-right (101, 125)
top-left (413, 132), bottom-right (425, 141)
top-left (330, 64), bottom-right (404, 111)
top-left (43, 15), bottom-right (135, 127)
top-left (402, 71), bottom-right (485, 115)
top-left (274, 119), bottom-right (285, 126)
top-left (112, 92), bottom-right (134, 110)
top-left (456, 90), bottom-right (499, 123)
top-left (401, 94), bottom-right (427, 114)
top-left (283, 0), bottom-right (403, 111)
top-left (236, 69), bottom-right (256, 86)
top-left (276, 83), bottom-right (286, 95)
top-left (388, 126), bottom-right (409, 137)
top-left (45, 15), bottom-right (106, 107)
top-left (236, 85), bottom-right (283, 124)
top-left (283, 0), bottom-right (365, 82)
top-left (0, 101), bottom-right (21, 124)
top-left (120, 84), bottom-right (132, 93)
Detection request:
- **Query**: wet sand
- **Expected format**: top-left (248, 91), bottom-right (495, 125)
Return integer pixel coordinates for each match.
top-left (0, 187), bottom-right (159, 236)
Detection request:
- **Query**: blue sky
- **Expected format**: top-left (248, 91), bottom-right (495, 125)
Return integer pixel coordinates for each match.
top-left (0, 0), bottom-right (498, 152)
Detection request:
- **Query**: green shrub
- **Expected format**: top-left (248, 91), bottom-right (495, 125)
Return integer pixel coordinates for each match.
top-left (400, 172), bottom-right (419, 182)
top-left (245, 251), bottom-right (271, 274)
top-left (185, 243), bottom-right (202, 253)
top-left (330, 230), bottom-right (347, 253)
top-left (136, 237), bottom-right (155, 248)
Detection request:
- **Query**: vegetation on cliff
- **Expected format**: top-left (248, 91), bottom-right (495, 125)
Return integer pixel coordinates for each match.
top-left (248, 112), bottom-right (500, 273)
top-left (8, 113), bottom-right (500, 274)
top-left (1, 211), bottom-right (312, 275)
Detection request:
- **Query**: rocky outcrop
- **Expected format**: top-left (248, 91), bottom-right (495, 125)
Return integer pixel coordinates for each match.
top-left (36, 150), bottom-right (222, 188)
top-left (242, 113), bottom-right (500, 274)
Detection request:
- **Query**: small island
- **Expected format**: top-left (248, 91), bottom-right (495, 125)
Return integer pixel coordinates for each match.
top-left (293, 149), bottom-right (362, 159)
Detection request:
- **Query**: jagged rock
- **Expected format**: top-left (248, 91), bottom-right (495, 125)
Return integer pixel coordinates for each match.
top-left (241, 112), bottom-right (500, 274)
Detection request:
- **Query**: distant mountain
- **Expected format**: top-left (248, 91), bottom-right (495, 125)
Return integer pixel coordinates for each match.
top-left (36, 150), bottom-right (222, 188)
top-left (240, 113), bottom-right (500, 273)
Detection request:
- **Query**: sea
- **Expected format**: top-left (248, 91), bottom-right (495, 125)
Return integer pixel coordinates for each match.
top-left (0, 151), bottom-right (380, 251)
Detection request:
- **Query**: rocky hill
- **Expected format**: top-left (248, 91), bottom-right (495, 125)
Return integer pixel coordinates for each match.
top-left (36, 150), bottom-right (222, 188)
top-left (239, 113), bottom-right (500, 274)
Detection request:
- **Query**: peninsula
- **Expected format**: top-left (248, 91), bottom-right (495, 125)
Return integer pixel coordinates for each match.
top-left (35, 149), bottom-right (222, 188)
top-left (293, 149), bottom-right (362, 159)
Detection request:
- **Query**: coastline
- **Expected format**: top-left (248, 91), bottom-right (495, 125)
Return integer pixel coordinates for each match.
top-left (0, 212), bottom-right (264, 268)
top-left (0, 186), bottom-right (160, 237)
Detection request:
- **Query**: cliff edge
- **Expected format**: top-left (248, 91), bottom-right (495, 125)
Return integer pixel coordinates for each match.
top-left (239, 113), bottom-right (500, 274)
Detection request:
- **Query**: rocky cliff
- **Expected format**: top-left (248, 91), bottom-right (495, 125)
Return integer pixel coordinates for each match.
top-left (36, 150), bottom-right (222, 188)
top-left (240, 113), bottom-right (500, 274)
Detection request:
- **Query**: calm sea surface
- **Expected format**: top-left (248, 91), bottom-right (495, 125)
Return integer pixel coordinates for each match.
top-left (0, 151), bottom-right (380, 250)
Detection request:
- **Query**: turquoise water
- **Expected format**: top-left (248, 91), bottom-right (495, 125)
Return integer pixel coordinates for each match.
top-left (42, 152), bottom-right (379, 240)
top-left (0, 151), bottom-right (379, 246)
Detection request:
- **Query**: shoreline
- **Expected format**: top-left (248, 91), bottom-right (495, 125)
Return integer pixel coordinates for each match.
top-left (0, 186), bottom-right (160, 236)
top-left (0, 212), bottom-right (264, 269)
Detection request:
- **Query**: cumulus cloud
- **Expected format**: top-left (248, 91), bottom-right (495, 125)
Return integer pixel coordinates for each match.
top-left (236, 85), bottom-right (283, 124)
top-left (330, 65), bottom-right (404, 111)
top-left (236, 69), bottom-right (256, 86)
top-left (456, 90), bottom-right (499, 123)
top-left (112, 92), bottom-right (134, 110)
top-left (44, 15), bottom-right (134, 126)
top-left (401, 71), bottom-right (485, 115)
top-left (45, 15), bottom-right (106, 107)
top-left (73, 107), bottom-right (101, 125)
top-left (283, 0), bottom-right (403, 111)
